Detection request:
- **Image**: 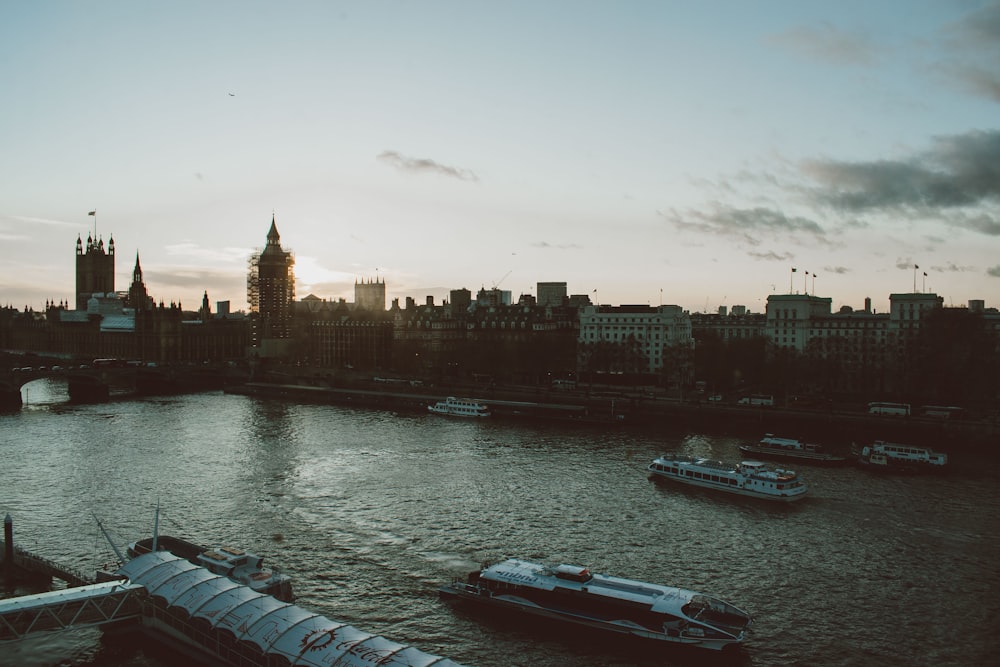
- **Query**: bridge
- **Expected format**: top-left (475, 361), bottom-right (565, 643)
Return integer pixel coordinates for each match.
top-left (0, 580), bottom-right (145, 641)
top-left (0, 359), bottom-right (230, 409)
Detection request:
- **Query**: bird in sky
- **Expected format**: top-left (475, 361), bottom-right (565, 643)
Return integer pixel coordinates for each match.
top-left (228, 92), bottom-right (235, 97)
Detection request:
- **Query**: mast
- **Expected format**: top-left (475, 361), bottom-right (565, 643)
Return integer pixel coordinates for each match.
top-left (94, 513), bottom-right (127, 565)
top-left (152, 500), bottom-right (160, 552)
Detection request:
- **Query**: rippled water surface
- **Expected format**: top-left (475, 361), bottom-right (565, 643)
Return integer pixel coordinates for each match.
top-left (2, 380), bottom-right (999, 666)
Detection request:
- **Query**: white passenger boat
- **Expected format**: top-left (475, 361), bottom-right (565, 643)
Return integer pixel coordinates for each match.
top-left (647, 453), bottom-right (809, 502)
top-left (738, 434), bottom-right (846, 465)
top-left (855, 440), bottom-right (948, 473)
top-left (428, 396), bottom-right (491, 418)
top-left (439, 558), bottom-right (752, 651)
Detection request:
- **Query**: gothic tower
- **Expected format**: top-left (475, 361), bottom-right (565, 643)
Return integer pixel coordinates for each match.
top-left (247, 215), bottom-right (295, 346)
top-left (75, 233), bottom-right (116, 310)
top-left (355, 277), bottom-right (386, 312)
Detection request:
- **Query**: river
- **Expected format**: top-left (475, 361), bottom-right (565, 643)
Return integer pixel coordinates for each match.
top-left (2, 379), bottom-right (998, 667)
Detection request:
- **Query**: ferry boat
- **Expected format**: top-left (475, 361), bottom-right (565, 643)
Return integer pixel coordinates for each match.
top-left (128, 535), bottom-right (293, 601)
top-left (855, 440), bottom-right (948, 473)
top-left (439, 558), bottom-right (752, 651)
top-left (428, 396), bottom-right (491, 418)
top-left (738, 434), bottom-right (846, 465)
top-left (647, 453), bottom-right (809, 502)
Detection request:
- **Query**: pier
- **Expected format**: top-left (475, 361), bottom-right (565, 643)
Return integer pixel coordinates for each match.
top-left (0, 515), bottom-right (465, 666)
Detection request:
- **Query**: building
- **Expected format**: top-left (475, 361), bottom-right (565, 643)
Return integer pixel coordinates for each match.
top-left (75, 233), bottom-right (116, 310)
top-left (354, 278), bottom-right (386, 312)
top-left (690, 306), bottom-right (765, 342)
top-left (536, 282), bottom-right (567, 307)
top-left (577, 304), bottom-right (693, 378)
top-left (247, 216), bottom-right (295, 353)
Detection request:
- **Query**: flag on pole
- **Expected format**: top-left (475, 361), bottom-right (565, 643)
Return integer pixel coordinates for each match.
top-left (792, 268), bottom-right (797, 272)
top-left (914, 264), bottom-right (919, 269)
top-left (88, 210), bottom-right (96, 216)
top-left (923, 272), bottom-right (927, 277)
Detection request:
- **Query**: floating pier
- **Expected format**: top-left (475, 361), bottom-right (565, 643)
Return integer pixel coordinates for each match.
top-left (1, 515), bottom-right (465, 666)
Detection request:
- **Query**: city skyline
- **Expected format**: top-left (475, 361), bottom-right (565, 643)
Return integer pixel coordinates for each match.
top-left (2, 2), bottom-right (999, 315)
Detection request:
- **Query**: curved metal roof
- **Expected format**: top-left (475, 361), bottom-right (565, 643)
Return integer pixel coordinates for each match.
top-left (117, 551), bottom-right (463, 667)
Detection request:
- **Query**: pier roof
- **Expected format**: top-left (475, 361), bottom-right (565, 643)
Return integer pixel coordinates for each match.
top-left (118, 551), bottom-right (463, 666)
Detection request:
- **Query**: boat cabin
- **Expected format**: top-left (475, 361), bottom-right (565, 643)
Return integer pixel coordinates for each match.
top-left (198, 546), bottom-right (262, 575)
top-left (552, 564), bottom-right (593, 583)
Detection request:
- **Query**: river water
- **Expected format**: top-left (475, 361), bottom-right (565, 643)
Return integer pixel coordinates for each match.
top-left (2, 379), bottom-right (998, 667)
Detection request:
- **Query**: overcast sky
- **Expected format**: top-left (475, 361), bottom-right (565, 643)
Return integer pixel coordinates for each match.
top-left (2, 1), bottom-right (998, 315)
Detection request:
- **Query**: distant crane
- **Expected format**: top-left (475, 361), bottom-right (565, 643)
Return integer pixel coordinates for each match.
top-left (492, 270), bottom-right (512, 290)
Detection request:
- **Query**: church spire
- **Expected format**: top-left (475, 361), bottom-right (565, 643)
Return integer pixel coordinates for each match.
top-left (266, 213), bottom-right (280, 246)
top-left (132, 252), bottom-right (143, 285)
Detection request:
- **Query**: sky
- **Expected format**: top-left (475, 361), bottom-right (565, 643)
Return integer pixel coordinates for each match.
top-left (2, 1), bottom-right (999, 316)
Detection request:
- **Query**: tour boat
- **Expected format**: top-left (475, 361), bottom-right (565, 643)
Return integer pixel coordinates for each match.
top-left (738, 434), bottom-right (846, 465)
top-left (128, 535), bottom-right (293, 601)
top-left (855, 440), bottom-right (948, 473)
top-left (439, 558), bottom-right (752, 651)
top-left (647, 453), bottom-right (809, 502)
top-left (428, 396), bottom-right (491, 418)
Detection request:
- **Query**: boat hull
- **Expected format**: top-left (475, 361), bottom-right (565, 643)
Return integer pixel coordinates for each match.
top-left (438, 584), bottom-right (742, 651)
top-left (737, 445), bottom-right (846, 466)
top-left (648, 471), bottom-right (808, 502)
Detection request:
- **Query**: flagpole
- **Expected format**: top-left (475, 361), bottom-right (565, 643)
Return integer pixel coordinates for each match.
top-left (913, 265), bottom-right (917, 293)
top-left (790, 268), bottom-right (795, 293)
top-left (803, 270), bottom-right (807, 295)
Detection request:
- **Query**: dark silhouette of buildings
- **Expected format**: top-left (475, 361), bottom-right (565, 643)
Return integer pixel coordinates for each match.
top-left (1, 216), bottom-right (997, 413)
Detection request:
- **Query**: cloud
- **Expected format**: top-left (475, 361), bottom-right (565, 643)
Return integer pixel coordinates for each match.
top-left (748, 250), bottom-right (793, 262)
top-left (947, 212), bottom-right (1000, 236)
top-left (823, 265), bottom-right (851, 275)
top-left (935, 2), bottom-right (1000, 102)
top-left (660, 205), bottom-right (829, 246)
top-left (769, 22), bottom-right (878, 66)
top-left (800, 129), bottom-right (1000, 222)
top-left (895, 258), bottom-right (920, 270)
top-left (931, 261), bottom-right (976, 273)
top-left (988, 265), bottom-right (1000, 278)
top-left (163, 242), bottom-right (251, 264)
top-left (2, 214), bottom-right (80, 230)
top-left (377, 151), bottom-right (479, 182)
top-left (531, 241), bottom-right (583, 250)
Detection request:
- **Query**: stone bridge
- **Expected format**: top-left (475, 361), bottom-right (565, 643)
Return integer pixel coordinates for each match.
top-left (0, 357), bottom-right (231, 409)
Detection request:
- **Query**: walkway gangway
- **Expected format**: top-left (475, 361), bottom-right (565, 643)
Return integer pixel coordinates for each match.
top-left (0, 580), bottom-right (145, 641)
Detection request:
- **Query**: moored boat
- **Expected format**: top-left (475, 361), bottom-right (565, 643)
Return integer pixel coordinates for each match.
top-left (129, 535), bottom-right (293, 601)
top-left (738, 434), bottom-right (846, 465)
top-left (428, 396), bottom-right (491, 418)
top-left (855, 440), bottom-right (948, 473)
top-left (439, 558), bottom-right (752, 651)
top-left (647, 453), bottom-right (809, 502)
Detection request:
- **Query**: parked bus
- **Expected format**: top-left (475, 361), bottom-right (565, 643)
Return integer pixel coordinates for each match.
top-left (738, 394), bottom-right (774, 407)
top-left (868, 402), bottom-right (910, 416)
top-left (919, 405), bottom-right (963, 420)
top-left (92, 358), bottom-right (126, 368)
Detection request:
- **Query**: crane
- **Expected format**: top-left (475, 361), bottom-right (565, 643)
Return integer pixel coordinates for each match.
top-left (492, 270), bottom-right (512, 289)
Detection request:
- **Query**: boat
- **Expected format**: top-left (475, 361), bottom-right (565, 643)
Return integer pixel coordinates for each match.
top-left (128, 535), bottom-right (293, 601)
top-left (855, 440), bottom-right (948, 473)
top-left (439, 558), bottom-right (752, 651)
top-left (647, 453), bottom-right (809, 502)
top-left (428, 396), bottom-right (491, 418)
top-left (738, 434), bottom-right (846, 465)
